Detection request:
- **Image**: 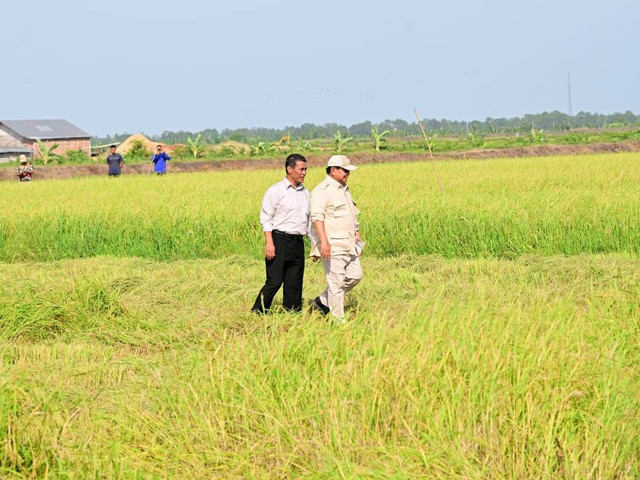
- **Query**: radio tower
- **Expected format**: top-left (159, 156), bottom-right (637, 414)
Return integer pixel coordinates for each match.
top-left (567, 71), bottom-right (573, 117)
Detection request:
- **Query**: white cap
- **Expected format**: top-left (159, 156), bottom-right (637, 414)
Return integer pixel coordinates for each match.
top-left (327, 155), bottom-right (358, 171)
top-left (19, 154), bottom-right (27, 163)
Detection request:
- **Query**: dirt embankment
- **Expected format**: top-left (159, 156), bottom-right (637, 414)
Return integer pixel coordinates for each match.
top-left (2, 142), bottom-right (639, 182)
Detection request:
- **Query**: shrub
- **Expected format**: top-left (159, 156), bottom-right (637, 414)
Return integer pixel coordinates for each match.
top-left (171, 145), bottom-right (190, 159)
top-left (559, 133), bottom-right (588, 145)
top-left (65, 150), bottom-right (90, 164)
top-left (126, 140), bottom-right (152, 160)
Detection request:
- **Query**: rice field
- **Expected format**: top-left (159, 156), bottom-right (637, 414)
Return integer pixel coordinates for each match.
top-left (1, 154), bottom-right (640, 262)
top-left (0, 152), bottom-right (638, 478)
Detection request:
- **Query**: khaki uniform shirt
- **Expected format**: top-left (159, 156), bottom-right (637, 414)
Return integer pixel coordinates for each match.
top-left (309, 176), bottom-right (360, 256)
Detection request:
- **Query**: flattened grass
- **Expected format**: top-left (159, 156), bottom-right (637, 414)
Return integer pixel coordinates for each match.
top-left (1, 255), bottom-right (638, 477)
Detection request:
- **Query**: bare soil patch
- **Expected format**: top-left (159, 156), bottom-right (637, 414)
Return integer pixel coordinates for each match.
top-left (2, 141), bottom-right (639, 182)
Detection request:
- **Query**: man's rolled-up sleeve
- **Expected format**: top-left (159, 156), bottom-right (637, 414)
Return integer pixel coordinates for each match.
top-left (260, 188), bottom-right (277, 232)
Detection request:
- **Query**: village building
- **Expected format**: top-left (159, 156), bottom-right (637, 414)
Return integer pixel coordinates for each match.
top-left (0, 119), bottom-right (91, 162)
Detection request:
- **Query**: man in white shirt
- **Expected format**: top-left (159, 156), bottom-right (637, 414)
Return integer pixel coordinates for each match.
top-left (251, 154), bottom-right (310, 313)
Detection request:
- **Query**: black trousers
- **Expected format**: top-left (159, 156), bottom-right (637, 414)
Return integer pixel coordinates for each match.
top-left (252, 231), bottom-right (305, 313)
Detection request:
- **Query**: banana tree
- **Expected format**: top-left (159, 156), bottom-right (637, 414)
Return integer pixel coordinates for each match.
top-left (186, 133), bottom-right (207, 158)
top-left (371, 126), bottom-right (391, 152)
top-left (35, 138), bottom-right (61, 165)
top-left (250, 140), bottom-right (275, 156)
top-left (530, 128), bottom-right (546, 144)
top-left (295, 140), bottom-right (314, 152)
top-left (333, 130), bottom-right (353, 153)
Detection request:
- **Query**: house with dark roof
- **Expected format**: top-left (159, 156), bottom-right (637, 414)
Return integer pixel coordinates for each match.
top-left (0, 119), bottom-right (91, 162)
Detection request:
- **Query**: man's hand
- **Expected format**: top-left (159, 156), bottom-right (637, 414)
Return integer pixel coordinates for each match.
top-left (320, 241), bottom-right (331, 260)
top-left (312, 221), bottom-right (331, 260)
top-left (265, 240), bottom-right (276, 260)
top-left (264, 232), bottom-right (276, 260)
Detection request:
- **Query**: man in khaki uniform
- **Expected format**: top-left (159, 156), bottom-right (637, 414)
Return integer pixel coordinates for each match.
top-left (309, 155), bottom-right (365, 320)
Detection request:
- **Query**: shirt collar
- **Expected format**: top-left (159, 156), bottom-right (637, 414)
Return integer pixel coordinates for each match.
top-left (282, 177), bottom-right (305, 191)
top-left (325, 175), bottom-right (347, 190)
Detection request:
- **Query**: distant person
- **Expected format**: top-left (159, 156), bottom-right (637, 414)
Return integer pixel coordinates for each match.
top-left (251, 153), bottom-right (310, 314)
top-left (151, 145), bottom-right (171, 175)
top-left (106, 145), bottom-right (124, 177)
top-left (16, 155), bottom-right (34, 182)
top-left (309, 155), bottom-right (365, 321)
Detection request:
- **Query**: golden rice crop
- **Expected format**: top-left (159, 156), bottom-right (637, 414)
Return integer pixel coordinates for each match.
top-left (1, 152), bottom-right (640, 262)
top-left (0, 152), bottom-right (638, 477)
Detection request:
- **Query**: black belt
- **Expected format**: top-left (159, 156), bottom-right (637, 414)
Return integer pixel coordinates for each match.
top-left (273, 230), bottom-right (304, 240)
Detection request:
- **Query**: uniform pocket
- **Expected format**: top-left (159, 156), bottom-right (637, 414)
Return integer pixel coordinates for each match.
top-left (329, 201), bottom-right (349, 218)
top-left (328, 235), bottom-right (352, 252)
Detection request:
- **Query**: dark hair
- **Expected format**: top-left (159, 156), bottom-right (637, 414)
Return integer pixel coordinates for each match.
top-left (326, 166), bottom-right (332, 175)
top-left (110, 145), bottom-right (116, 149)
top-left (285, 153), bottom-right (306, 172)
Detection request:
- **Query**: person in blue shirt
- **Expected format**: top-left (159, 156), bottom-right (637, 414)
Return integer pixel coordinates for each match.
top-left (106, 145), bottom-right (124, 177)
top-left (151, 144), bottom-right (171, 175)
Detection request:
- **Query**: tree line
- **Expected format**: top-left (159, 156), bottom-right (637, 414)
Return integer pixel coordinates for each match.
top-left (94, 110), bottom-right (639, 145)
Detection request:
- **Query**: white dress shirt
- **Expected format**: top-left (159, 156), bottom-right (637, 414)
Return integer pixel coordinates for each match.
top-left (260, 178), bottom-right (310, 235)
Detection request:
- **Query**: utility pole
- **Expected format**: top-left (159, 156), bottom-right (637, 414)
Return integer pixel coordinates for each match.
top-left (567, 71), bottom-right (573, 117)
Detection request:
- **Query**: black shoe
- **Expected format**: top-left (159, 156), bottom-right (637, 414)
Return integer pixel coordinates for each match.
top-left (312, 297), bottom-right (330, 316)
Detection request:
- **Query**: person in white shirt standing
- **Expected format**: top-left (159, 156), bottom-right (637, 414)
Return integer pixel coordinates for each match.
top-left (251, 154), bottom-right (310, 313)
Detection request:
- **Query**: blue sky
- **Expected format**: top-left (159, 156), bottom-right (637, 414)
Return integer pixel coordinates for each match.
top-left (2, 0), bottom-right (638, 136)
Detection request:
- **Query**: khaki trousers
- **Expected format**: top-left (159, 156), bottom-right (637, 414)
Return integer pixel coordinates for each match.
top-left (319, 254), bottom-right (363, 318)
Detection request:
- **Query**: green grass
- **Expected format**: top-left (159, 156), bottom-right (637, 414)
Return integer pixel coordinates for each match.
top-left (1, 152), bottom-right (638, 477)
top-left (1, 255), bottom-right (638, 478)
top-left (2, 153), bottom-right (640, 261)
